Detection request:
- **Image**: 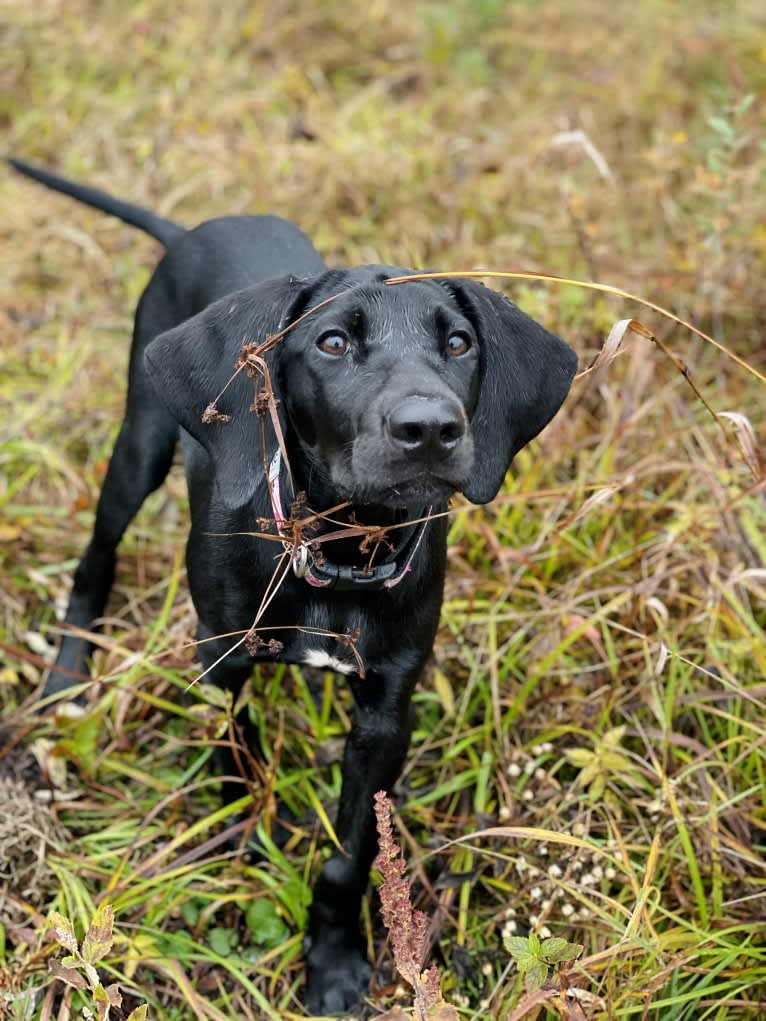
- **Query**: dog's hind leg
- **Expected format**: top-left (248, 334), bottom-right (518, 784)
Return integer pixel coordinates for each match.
top-left (44, 398), bottom-right (178, 702)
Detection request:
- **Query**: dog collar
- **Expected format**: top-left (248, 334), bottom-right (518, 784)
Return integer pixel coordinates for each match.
top-left (267, 450), bottom-right (431, 591)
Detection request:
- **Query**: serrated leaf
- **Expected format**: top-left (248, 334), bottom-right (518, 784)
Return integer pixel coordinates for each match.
top-left (540, 937), bottom-right (582, 964)
top-left (82, 903), bottom-right (115, 963)
top-left (49, 959), bottom-right (87, 990)
top-left (527, 931), bottom-right (541, 956)
top-left (49, 912), bottom-right (79, 954)
top-left (524, 959), bottom-right (548, 991)
top-left (503, 935), bottom-right (531, 959)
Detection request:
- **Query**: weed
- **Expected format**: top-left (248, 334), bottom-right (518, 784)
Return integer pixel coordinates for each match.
top-left (47, 904), bottom-right (147, 1021)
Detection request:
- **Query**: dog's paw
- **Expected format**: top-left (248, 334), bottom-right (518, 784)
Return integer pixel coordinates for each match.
top-left (39, 638), bottom-right (91, 709)
top-left (304, 935), bottom-right (371, 1016)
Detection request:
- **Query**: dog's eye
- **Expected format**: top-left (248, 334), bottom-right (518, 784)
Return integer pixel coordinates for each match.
top-left (317, 333), bottom-right (350, 356)
top-left (446, 332), bottom-right (471, 357)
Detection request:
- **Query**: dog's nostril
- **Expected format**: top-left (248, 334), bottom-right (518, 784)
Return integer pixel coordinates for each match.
top-left (440, 421), bottom-right (464, 445)
top-left (388, 397), bottom-right (465, 459)
top-left (402, 423), bottom-right (424, 444)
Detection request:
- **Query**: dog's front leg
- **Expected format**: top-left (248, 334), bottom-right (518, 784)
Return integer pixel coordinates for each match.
top-left (304, 669), bottom-right (416, 1015)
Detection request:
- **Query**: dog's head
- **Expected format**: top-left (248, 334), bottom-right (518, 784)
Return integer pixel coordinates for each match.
top-left (145, 268), bottom-right (577, 510)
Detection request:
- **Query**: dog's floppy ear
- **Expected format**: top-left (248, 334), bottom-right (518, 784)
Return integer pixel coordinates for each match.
top-left (451, 280), bottom-right (578, 505)
top-left (144, 276), bottom-right (308, 508)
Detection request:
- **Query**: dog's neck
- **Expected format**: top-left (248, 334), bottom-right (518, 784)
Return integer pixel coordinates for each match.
top-left (268, 446), bottom-right (429, 579)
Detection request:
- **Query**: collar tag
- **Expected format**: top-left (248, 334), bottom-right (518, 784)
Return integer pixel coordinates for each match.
top-left (292, 543), bottom-right (309, 578)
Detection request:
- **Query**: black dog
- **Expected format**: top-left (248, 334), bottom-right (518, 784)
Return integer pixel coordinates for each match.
top-left (10, 158), bottom-right (576, 1014)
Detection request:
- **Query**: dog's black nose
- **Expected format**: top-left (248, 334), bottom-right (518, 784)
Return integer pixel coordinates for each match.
top-left (387, 396), bottom-right (466, 461)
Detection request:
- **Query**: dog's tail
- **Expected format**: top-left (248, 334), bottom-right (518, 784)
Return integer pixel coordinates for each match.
top-left (7, 158), bottom-right (185, 247)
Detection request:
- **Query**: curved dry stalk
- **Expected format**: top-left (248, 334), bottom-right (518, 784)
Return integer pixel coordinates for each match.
top-left (385, 270), bottom-right (766, 386)
top-left (190, 270), bottom-right (762, 693)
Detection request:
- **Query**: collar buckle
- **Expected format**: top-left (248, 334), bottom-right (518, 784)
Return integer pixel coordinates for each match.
top-left (308, 560), bottom-right (399, 591)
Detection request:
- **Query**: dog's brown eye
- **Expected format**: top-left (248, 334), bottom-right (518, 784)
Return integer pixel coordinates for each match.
top-left (446, 332), bottom-right (471, 356)
top-left (317, 333), bottom-right (350, 356)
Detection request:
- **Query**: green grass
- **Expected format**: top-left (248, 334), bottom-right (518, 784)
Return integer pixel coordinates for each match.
top-left (1, 1), bottom-right (765, 1018)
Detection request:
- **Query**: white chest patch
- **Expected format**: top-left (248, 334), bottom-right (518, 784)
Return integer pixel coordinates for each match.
top-left (303, 649), bottom-right (356, 675)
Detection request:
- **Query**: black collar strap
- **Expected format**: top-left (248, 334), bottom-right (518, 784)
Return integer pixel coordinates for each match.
top-left (267, 450), bottom-right (431, 591)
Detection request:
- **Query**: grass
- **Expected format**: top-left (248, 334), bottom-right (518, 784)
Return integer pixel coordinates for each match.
top-left (1, 0), bottom-right (765, 1018)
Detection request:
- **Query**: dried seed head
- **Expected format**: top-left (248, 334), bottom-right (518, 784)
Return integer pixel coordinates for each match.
top-left (201, 403), bottom-right (231, 425)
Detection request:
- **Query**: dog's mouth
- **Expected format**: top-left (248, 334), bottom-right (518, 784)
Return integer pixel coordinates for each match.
top-left (359, 471), bottom-right (462, 510)
top-left (326, 432), bottom-right (474, 511)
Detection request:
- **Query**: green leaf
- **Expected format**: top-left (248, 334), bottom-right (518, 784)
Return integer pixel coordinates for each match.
top-left (208, 927), bottom-right (239, 956)
top-left (195, 683), bottom-right (233, 710)
top-left (540, 937), bottom-right (582, 964)
top-left (600, 751), bottom-right (633, 773)
top-left (245, 898), bottom-right (290, 949)
top-left (588, 773), bottom-right (606, 800)
top-left (601, 725), bottom-right (626, 749)
top-left (181, 900), bottom-right (201, 928)
top-left (564, 748), bottom-right (594, 768)
top-left (125, 1007), bottom-right (148, 1021)
top-left (524, 959), bottom-right (548, 991)
top-left (503, 935), bottom-right (531, 960)
top-left (708, 115), bottom-right (734, 141)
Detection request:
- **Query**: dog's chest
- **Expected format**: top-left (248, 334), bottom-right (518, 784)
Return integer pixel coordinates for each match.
top-left (300, 648), bottom-right (357, 675)
top-left (271, 591), bottom-right (371, 674)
